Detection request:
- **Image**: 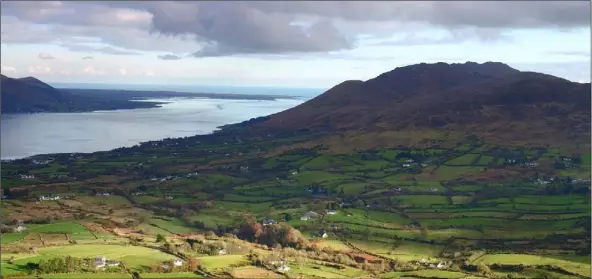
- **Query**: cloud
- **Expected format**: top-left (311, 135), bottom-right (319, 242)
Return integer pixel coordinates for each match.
top-left (38, 52), bottom-right (55, 60)
top-left (1, 1), bottom-right (589, 57)
top-left (118, 68), bottom-right (127, 75)
top-left (82, 56), bottom-right (94, 60)
top-left (28, 65), bottom-right (52, 74)
top-left (62, 44), bottom-right (142, 55)
top-left (546, 51), bottom-right (590, 58)
top-left (372, 28), bottom-right (511, 46)
top-left (1, 65), bottom-right (17, 74)
top-left (157, 54), bottom-right (182, 60)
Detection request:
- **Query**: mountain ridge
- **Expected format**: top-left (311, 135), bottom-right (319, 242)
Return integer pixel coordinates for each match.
top-left (242, 61), bottom-right (590, 148)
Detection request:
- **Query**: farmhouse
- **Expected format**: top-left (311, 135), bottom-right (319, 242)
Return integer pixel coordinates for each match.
top-left (173, 259), bottom-right (183, 266)
top-left (95, 257), bottom-right (107, 268)
top-left (219, 249), bottom-right (227, 255)
top-left (14, 225), bottom-right (27, 232)
top-left (107, 260), bottom-right (121, 267)
top-left (262, 218), bottom-right (277, 226)
top-left (39, 195), bottom-right (60, 201)
top-left (277, 264), bottom-right (290, 272)
top-left (301, 211), bottom-right (318, 221)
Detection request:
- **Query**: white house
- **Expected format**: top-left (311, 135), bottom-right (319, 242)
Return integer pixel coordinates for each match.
top-left (39, 195), bottom-right (60, 201)
top-left (14, 225), bottom-right (27, 232)
top-left (173, 259), bottom-right (183, 266)
top-left (20, 174), bottom-right (35, 180)
top-left (107, 261), bottom-right (121, 267)
top-left (277, 265), bottom-right (290, 272)
top-left (402, 164), bottom-right (411, 167)
top-left (437, 262), bottom-right (447, 269)
top-left (319, 230), bottom-right (328, 238)
top-left (95, 257), bottom-right (107, 268)
top-left (327, 210), bottom-right (337, 215)
top-left (219, 249), bottom-right (227, 255)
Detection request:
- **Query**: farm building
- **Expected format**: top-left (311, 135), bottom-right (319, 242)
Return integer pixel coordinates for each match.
top-left (20, 174), bottom-right (35, 179)
top-left (39, 195), bottom-right (60, 201)
top-left (277, 264), bottom-right (290, 272)
top-left (327, 210), bottom-right (337, 215)
top-left (300, 211), bottom-right (319, 221)
top-left (95, 257), bottom-right (107, 268)
top-left (262, 218), bottom-right (277, 226)
top-left (319, 229), bottom-right (328, 238)
top-left (173, 259), bottom-right (183, 266)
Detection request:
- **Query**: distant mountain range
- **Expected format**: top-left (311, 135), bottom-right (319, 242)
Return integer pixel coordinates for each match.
top-left (0, 75), bottom-right (162, 113)
top-left (0, 75), bottom-right (294, 114)
top-left (244, 62), bottom-right (591, 148)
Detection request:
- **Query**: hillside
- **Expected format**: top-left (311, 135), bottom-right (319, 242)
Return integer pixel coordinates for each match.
top-left (0, 75), bottom-right (160, 113)
top-left (248, 62), bottom-right (591, 148)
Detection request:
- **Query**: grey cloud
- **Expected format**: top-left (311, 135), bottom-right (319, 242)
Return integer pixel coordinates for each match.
top-left (63, 44), bottom-right (142, 55)
top-left (158, 54), bottom-right (182, 60)
top-left (1, 1), bottom-right (590, 57)
top-left (373, 28), bottom-right (511, 46)
top-left (38, 52), bottom-right (55, 60)
top-left (82, 56), bottom-right (93, 60)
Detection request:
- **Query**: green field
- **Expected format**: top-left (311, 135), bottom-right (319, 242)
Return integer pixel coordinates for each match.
top-left (445, 154), bottom-right (480, 166)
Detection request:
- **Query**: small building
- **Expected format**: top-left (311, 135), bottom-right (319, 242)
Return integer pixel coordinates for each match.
top-left (402, 164), bottom-right (411, 168)
top-left (327, 210), bottom-right (337, 215)
top-left (165, 196), bottom-right (174, 200)
top-left (419, 258), bottom-right (427, 264)
top-left (277, 265), bottom-right (290, 272)
top-left (437, 261), bottom-right (446, 269)
top-left (219, 249), bottom-right (227, 255)
top-left (20, 174), bottom-right (35, 180)
top-left (262, 218), bottom-right (277, 226)
top-left (173, 259), bottom-right (183, 266)
top-left (14, 225), bottom-right (27, 232)
top-left (39, 195), bottom-right (60, 201)
top-left (107, 261), bottom-right (121, 267)
top-left (301, 211), bottom-right (319, 221)
top-left (95, 257), bottom-right (107, 268)
top-left (319, 230), bottom-right (328, 238)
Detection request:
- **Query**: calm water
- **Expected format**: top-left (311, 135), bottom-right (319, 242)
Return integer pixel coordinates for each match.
top-left (1, 97), bottom-right (305, 160)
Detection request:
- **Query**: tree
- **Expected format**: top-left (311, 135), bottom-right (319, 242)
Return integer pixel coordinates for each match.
top-left (156, 234), bottom-right (166, 243)
top-left (187, 257), bottom-right (199, 272)
top-left (132, 271), bottom-right (141, 279)
top-left (477, 262), bottom-right (491, 276)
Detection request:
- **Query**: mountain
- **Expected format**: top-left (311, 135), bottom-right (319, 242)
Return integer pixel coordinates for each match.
top-left (246, 62), bottom-right (591, 147)
top-left (1, 75), bottom-right (159, 113)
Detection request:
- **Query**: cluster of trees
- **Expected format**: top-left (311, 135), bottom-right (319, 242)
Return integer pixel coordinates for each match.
top-left (237, 220), bottom-right (307, 249)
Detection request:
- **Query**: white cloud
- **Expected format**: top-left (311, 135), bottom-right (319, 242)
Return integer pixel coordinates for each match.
top-left (1, 65), bottom-right (17, 74)
top-left (82, 66), bottom-right (96, 75)
top-left (27, 65), bottom-right (52, 74)
top-left (38, 52), bottom-right (56, 60)
top-left (118, 68), bottom-right (127, 75)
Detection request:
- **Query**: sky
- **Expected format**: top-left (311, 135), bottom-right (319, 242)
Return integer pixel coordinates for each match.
top-left (0, 1), bottom-right (590, 88)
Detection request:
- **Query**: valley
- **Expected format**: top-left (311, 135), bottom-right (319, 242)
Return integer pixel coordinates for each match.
top-left (1, 129), bottom-right (590, 279)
